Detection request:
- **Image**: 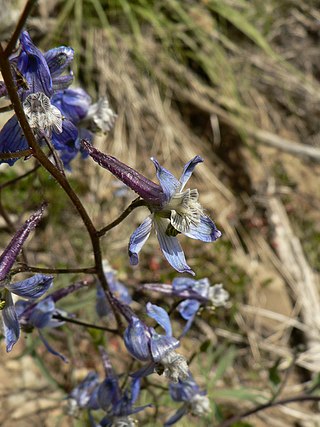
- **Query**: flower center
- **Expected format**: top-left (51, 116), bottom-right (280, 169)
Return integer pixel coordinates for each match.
top-left (23, 92), bottom-right (63, 137)
top-left (165, 189), bottom-right (203, 234)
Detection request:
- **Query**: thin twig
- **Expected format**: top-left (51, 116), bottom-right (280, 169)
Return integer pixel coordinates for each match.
top-left (4, 0), bottom-right (38, 56)
top-left (0, 104), bottom-right (13, 113)
top-left (0, 164), bottom-right (40, 190)
top-left (98, 198), bottom-right (146, 236)
top-left (217, 395), bottom-right (320, 427)
top-left (0, 149), bottom-right (33, 160)
top-left (53, 313), bottom-right (119, 334)
top-left (11, 263), bottom-right (96, 275)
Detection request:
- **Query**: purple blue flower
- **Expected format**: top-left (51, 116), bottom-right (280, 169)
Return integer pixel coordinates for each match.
top-left (119, 300), bottom-right (189, 383)
top-left (164, 373), bottom-right (211, 426)
top-left (81, 141), bottom-right (221, 275)
top-left (0, 31), bottom-right (79, 168)
top-left (68, 347), bottom-right (149, 425)
top-left (16, 281), bottom-right (89, 362)
top-left (143, 278), bottom-right (229, 335)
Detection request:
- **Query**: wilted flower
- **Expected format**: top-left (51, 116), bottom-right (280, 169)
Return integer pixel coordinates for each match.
top-left (121, 302), bottom-right (189, 383)
top-left (164, 373), bottom-right (211, 426)
top-left (81, 141), bottom-right (221, 275)
top-left (0, 204), bottom-right (49, 352)
top-left (142, 278), bottom-right (229, 335)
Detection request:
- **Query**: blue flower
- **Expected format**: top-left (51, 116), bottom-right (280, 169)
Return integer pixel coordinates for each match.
top-left (68, 348), bottom-right (149, 426)
top-left (81, 141), bottom-right (222, 275)
top-left (123, 302), bottom-right (189, 383)
top-left (16, 281), bottom-right (89, 362)
top-left (1, 274), bottom-right (53, 352)
top-left (96, 262), bottom-right (132, 318)
top-left (0, 31), bottom-right (79, 168)
top-left (143, 278), bottom-right (229, 335)
top-left (164, 373), bottom-right (211, 426)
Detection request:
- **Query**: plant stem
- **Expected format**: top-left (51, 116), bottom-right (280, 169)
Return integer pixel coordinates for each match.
top-left (11, 264), bottom-right (96, 275)
top-left (97, 198), bottom-right (146, 237)
top-left (4, 0), bottom-right (38, 56)
top-left (53, 313), bottom-right (119, 334)
top-left (0, 164), bottom-right (40, 190)
top-left (0, 149), bottom-right (33, 160)
top-left (218, 395), bottom-right (320, 427)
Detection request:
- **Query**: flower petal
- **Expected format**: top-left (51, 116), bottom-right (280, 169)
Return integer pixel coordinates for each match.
top-left (172, 277), bottom-right (196, 292)
top-left (179, 156), bottom-right (203, 191)
top-left (52, 74), bottom-right (74, 91)
top-left (176, 299), bottom-right (200, 321)
top-left (0, 115), bottom-right (29, 165)
top-left (151, 157), bottom-right (180, 201)
top-left (183, 215), bottom-right (222, 242)
top-left (8, 274), bottom-right (53, 299)
top-left (96, 284), bottom-right (111, 317)
top-left (2, 290), bottom-right (20, 352)
top-left (28, 297), bottom-right (56, 328)
top-left (154, 218), bottom-right (194, 275)
top-left (38, 330), bottom-right (68, 362)
top-left (124, 317), bottom-right (151, 362)
top-left (51, 88), bottom-right (91, 124)
top-left (18, 31), bottom-right (52, 98)
top-left (146, 302), bottom-right (172, 336)
top-left (128, 216), bottom-right (153, 265)
top-left (164, 405), bottom-right (188, 426)
top-left (44, 46), bottom-right (74, 77)
top-left (149, 332), bottom-right (180, 363)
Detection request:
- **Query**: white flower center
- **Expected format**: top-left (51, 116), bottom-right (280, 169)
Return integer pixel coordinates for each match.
top-left (189, 394), bottom-right (211, 417)
top-left (23, 92), bottom-right (63, 137)
top-left (208, 284), bottom-right (229, 307)
top-left (87, 97), bottom-right (117, 132)
top-left (165, 189), bottom-right (203, 234)
top-left (160, 350), bottom-right (189, 383)
top-left (113, 417), bottom-right (136, 427)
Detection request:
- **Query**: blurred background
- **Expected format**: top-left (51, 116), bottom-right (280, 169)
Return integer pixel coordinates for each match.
top-left (1, 0), bottom-right (320, 426)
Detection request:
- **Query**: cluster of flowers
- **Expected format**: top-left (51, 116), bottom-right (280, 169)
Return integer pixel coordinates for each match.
top-left (0, 32), bottom-right (227, 425)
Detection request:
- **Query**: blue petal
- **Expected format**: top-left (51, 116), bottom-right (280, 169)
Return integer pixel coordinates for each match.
top-left (2, 290), bottom-right (20, 352)
top-left (130, 362), bottom-right (155, 380)
top-left (183, 215), bottom-right (222, 242)
top-left (128, 216), bottom-right (153, 265)
top-left (28, 297), bottom-right (56, 328)
top-left (151, 157), bottom-right (180, 201)
top-left (176, 299), bottom-right (200, 321)
top-left (106, 272), bottom-right (132, 305)
top-left (130, 377), bottom-right (141, 404)
top-left (7, 274), bottom-right (53, 299)
top-left (0, 115), bottom-right (29, 165)
top-left (97, 378), bottom-right (120, 411)
top-left (69, 372), bottom-right (100, 408)
top-left (52, 74), bottom-right (74, 91)
top-left (51, 88), bottom-right (91, 124)
top-left (169, 373), bottom-right (201, 402)
top-left (179, 156), bottom-right (203, 190)
top-left (172, 277), bottom-right (196, 292)
top-left (146, 302), bottom-right (172, 336)
top-left (44, 46), bottom-right (74, 77)
top-left (52, 118), bottom-right (78, 151)
top-left (38, 330), bottom-right (68, 362)
top-left (164, 405), bottom-right (188, 426)
top-left (96, 284), bottom-right (111, 317)
top-left (124, 317), bottom-right (151, 362)
top-left (154, 218), bottom-right (194, 275)
top-left (18, 31), bottom-right (52, 98)
top-left (180, 315), bottom-right (196, 337)
top-left (149, 331), bottom-right (180, 363)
